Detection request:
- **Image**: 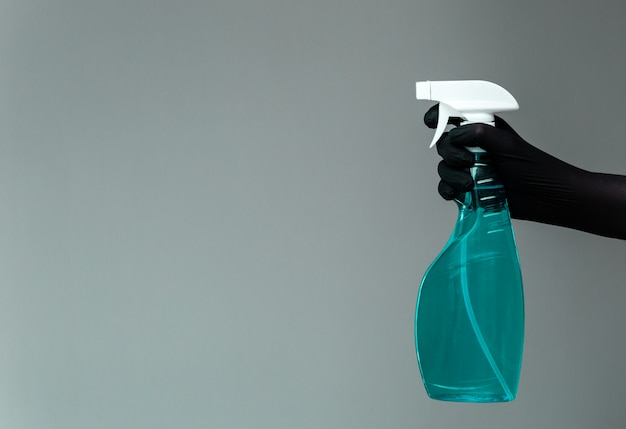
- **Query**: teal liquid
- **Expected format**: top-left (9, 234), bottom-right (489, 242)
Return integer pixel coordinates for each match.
top-left (415, 153), bottom-right (524, 402)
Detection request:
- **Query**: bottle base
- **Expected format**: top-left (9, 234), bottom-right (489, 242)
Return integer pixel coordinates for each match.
top-left (427, 392), bottom-right (513, 403)
top-left (424, 383), bottom-right (516, 403)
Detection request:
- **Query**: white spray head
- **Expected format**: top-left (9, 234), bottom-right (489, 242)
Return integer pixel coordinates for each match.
top-left (416, 80), bottom-right (519, 148)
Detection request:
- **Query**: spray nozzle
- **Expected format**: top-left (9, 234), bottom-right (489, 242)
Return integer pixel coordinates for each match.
top-left (416, 80), bottom-right (519, 148)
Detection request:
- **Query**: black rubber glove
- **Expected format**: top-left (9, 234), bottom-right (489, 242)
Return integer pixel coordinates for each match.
top-left (425, 104), bottom-right (626, 240)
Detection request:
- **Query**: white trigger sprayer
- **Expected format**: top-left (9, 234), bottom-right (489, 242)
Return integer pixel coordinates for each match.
top-left (415, 80), bottom-right (519, 148)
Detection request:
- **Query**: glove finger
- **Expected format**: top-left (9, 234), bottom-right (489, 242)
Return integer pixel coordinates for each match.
top-left (424, 104), bottom-right (463, 129)
top-left (438, 161), bottom-right (474, 192)
top-left (436, 132), bottom-right (474, 168)
top-left (438, 180), bottom-right (458, 200)
top-left (447, 123), bottom-right (513, 153)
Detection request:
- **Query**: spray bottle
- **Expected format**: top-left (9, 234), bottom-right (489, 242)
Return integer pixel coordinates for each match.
top-left (414, 80), bottom-right (524, 402)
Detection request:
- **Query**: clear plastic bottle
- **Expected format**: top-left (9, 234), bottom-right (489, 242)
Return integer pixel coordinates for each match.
top-left (415, 149), bottom-right (524, 402)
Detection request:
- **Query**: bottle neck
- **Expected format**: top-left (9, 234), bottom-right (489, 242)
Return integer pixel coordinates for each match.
top-left (456, 152), bottom-right (507, 212)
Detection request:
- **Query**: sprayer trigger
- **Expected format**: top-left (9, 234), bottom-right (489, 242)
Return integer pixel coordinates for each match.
top-left (430, 103), bottom-right (465, 148)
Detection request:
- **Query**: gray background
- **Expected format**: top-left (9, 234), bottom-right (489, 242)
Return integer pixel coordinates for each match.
top-left (1, 0), bottom-right (625, 428)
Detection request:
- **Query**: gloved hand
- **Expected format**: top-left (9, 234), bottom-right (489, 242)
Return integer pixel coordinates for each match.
top-left (425, 104), bottom-right (626, 239)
